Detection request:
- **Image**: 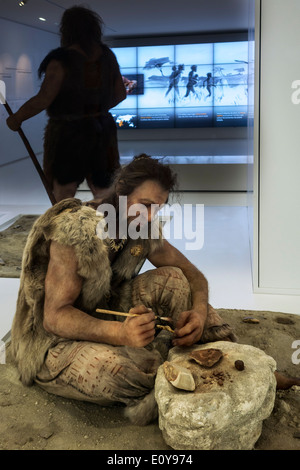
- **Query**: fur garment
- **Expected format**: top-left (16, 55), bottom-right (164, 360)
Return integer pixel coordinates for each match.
top-left (11, 198), bottom-right (163, 385)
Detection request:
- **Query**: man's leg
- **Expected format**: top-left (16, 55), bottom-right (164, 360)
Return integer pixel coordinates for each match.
top-left (86, 177), bottom-right (112, 201)
top-left (35, 340), bottom-right (162, 412)
top-left (34, 267), bottom-right (235, 425)
top-left (52, 180), bottom-right (78, 202)
top-left (131, 266), bottom-right (236, 343)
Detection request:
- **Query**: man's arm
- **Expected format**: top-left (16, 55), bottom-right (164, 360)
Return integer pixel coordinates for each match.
top-left (148, 239), bottom-right (208, 346)
top-left (43, 241), bottom-right (155, 348)
top-left (6, 60), bottom-right (65, 131)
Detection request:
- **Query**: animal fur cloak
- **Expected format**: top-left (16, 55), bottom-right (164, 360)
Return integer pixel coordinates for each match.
top-left (11, 198), bottom-right (163, 386)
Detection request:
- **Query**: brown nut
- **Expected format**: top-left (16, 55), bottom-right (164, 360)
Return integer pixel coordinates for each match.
top-left (234, 360), bottom-right (245, 371)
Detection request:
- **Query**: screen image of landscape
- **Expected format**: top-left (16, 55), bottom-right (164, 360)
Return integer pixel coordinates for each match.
top-left (111, 41), bottom-right (248, 129)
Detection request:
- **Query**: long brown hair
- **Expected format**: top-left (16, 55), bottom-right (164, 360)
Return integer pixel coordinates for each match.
top-left (60, 6), bottom-right (104, 55)
top-left (114, 154), bottom-right (177, 196)
top-left (85, 155), bottom-right (178, 211)
top-left (98, 154), bottom-right (177, 213)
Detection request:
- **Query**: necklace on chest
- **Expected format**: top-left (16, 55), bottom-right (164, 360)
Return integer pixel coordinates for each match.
top-left (108, 238), bottom-right (144, 257)
top-left (109, 238), bottom-right (127, 252)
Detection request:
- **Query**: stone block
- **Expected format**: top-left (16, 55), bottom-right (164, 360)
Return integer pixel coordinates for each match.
top-left (155, 341), bottom-right (277, 450)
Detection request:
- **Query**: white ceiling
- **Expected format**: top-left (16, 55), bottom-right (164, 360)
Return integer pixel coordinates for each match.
top-left (0, 0), bottom-right (250, 38)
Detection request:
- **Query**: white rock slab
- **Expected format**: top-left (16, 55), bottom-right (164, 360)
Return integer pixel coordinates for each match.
top-left (155, 341), bottom-right (277, 450)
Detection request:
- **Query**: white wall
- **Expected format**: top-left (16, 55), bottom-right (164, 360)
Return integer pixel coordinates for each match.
top-left (253, 0), bottom-right (300, 294)
top-left (0, 18), bottom-right (59, 206)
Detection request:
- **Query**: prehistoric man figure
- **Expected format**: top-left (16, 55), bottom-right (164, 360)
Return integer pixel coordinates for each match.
top-left (10, 155), bottom-right (236, 425)
top-left (165, 64), bottom-right (184, 98)
top-left (184, 65), bottom-right (198, 98)
top-left (203, 72), bottom-right (216, 98)
top-left (11, 155), bottom-right (299, 424)
top-left (6, 6), bottom-right (126, 202)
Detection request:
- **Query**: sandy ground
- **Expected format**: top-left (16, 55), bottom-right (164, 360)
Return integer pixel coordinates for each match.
top-left (0, 216), bottom-right (299, 451)
top-left (0, 309), bottom-right (299, 451)
top-left (0, 215), bottom-right (39, 278)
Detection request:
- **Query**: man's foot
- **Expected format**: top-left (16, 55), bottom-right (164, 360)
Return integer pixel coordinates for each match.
top-left (275, 371), bottom-right (300, 390)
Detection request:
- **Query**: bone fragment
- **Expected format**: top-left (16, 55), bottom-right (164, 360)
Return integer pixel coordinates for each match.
top-left (163, 361), bottom-right (195, 391)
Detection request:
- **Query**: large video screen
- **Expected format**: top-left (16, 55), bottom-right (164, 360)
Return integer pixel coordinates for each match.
top-left (111, 41), bottom-right (248, 129)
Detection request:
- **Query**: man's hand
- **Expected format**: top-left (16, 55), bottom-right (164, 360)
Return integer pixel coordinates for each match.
top-left (148, 240), bottom-right (209, 347)
top-left (119, 305), bottom-right (156, 348)
top-left (172, 309), bottom-right (207, 347)
top-left (6, 115), bottom-right (21, 131)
